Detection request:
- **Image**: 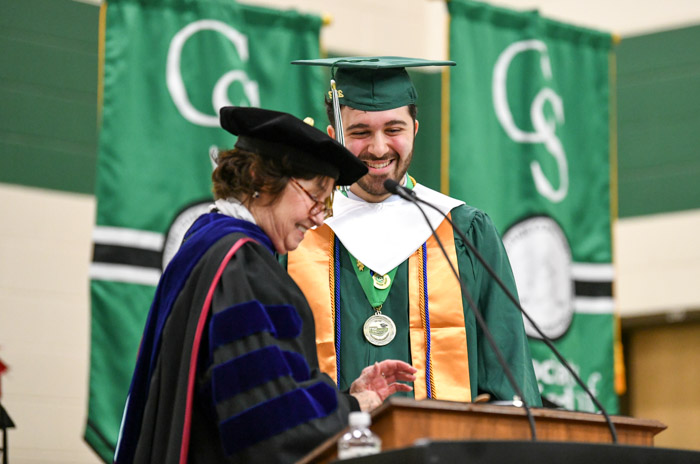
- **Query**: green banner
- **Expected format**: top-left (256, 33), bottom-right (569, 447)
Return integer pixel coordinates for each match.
top-left (86, 0), bottom-right (325, 460)
top-left (448, 0), bottom-right (617, 413)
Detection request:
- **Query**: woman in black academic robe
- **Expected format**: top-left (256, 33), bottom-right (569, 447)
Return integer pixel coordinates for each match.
top-left (114, 107), bottom-right (416, 464)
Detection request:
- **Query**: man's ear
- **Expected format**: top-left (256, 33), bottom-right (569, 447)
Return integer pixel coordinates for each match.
top-left (414, 119), bottom-right (420, 137)
top-left (327, 125), bottom-right (335, 139)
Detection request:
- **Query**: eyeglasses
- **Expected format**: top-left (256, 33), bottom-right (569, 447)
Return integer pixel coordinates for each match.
top-left (290, 178), bottom-right (334, 219)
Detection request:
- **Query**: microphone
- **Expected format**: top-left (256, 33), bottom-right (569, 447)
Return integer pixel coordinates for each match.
top-left (384, 179), bottom-right (417, 202)
top-left (399, 185), bottom-right (618, 443)
top-left (385, 177), bottom-right (537, 438)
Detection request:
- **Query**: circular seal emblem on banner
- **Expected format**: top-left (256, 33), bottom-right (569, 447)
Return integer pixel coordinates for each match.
top-left (502, 216), bottom-right (574, 340)
top-left (162, 200), bottom-right (213, 270)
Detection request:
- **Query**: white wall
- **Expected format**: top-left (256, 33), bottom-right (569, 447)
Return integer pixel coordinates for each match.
top-left (0, 184), bottom-right (98, 463)
top-left (486, 0), bottom-right (700, 36)
top-left (243, 0), bottom-right (700, 58)
top-left (614, 210), bottom-right (700, 317)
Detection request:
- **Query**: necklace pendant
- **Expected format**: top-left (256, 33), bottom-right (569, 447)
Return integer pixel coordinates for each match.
top-left (363, 313), bottom-right (396, 346)
top-left (372, 273), bottom-right (391, 290)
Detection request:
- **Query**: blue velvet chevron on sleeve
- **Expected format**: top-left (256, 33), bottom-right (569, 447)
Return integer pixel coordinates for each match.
top-left (212, 346), bottom-right (310, 402)
top-left (218, 382), bottom-right (338, 456)
top-left (209, 301), bottom-right (302, 350)
top-left (207, 299), bottom-right (339, 456)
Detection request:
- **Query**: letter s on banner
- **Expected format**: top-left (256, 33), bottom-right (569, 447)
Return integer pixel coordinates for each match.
top-left (492, 40), bottom-right (568, 203)
top-left (167, 20), bottom-right (260, 127)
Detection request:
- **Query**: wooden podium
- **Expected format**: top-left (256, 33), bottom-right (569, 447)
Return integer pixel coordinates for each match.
top-left (298, 397), bottom-right (667, 464)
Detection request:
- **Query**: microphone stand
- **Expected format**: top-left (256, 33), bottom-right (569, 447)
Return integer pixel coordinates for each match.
top-left (389, 180), bottom-right (618, 443)
top-left (385, 180), bottom-right (538, 440)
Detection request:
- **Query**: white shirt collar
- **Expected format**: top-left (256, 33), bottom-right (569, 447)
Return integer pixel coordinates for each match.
top-left (213, 198), bottom-right (257, 224)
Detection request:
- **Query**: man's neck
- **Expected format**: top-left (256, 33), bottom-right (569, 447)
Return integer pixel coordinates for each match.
top-left (348, 184), bottom-right (391, 203)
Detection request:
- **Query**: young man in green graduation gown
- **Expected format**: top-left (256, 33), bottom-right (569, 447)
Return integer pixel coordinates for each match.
top-left (286, 57), bottom-right (541, 406)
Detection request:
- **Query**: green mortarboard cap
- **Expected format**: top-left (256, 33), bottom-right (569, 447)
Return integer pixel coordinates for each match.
top-left (292, 56), bottom-right (456, 111)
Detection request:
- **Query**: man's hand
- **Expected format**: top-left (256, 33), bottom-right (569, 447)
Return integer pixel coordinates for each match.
top-left (349, 360), bottom-right (417, 411)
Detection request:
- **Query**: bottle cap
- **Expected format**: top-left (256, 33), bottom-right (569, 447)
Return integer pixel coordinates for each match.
top-left (348, 411), bottom-right (371, 427)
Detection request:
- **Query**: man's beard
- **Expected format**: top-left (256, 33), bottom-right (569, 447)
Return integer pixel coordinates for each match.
top-left (356, 148), bottom-right (414, 197)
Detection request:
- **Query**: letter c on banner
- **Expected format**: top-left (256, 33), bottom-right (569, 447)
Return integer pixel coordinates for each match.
top-left (167, 20), bottom-right (260, 127)
top-left (492, 40), bottom-right (568, 203)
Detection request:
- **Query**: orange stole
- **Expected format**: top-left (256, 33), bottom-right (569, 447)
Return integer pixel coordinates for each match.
top-left (287, 224), bottom-right (339, 383)
top-left (409, 215), bottom-right (470, 401)
top-left (287, 218), bottom-right (470, 402)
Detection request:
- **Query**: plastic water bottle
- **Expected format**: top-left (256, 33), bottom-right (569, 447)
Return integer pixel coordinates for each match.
top-left (337, 411), bottom-right (382, 459)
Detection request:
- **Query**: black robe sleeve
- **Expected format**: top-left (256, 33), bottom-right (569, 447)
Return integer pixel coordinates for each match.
top-left (186, 234), bottom-right (354, 463)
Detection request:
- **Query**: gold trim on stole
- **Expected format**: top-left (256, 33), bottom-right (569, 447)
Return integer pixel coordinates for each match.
top-left (408, 214), bottom-right (471, 401)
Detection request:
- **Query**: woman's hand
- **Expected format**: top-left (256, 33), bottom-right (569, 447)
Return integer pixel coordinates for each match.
top-left (349, 360), bottom-right (417, 411)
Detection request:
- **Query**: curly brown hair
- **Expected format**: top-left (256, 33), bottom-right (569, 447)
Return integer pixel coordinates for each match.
top-left (211, 147), bottom-right (320, 206)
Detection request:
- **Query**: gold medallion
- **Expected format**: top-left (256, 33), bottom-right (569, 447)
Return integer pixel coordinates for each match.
top-left (363, 314), bottom-right (397, 346)
top-left (372, 273), bottom-right (391, 290)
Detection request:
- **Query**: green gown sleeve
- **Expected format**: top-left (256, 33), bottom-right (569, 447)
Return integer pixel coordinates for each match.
top-left (451, 205), bottom-right (542, 406)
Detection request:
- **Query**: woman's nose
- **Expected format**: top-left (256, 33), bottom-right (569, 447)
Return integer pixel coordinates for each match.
top-left (310, 209), bottom-right (325, 226)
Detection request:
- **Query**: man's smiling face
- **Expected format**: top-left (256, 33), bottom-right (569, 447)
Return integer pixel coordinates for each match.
top-left (329, 106), bottom-right (418, 203)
